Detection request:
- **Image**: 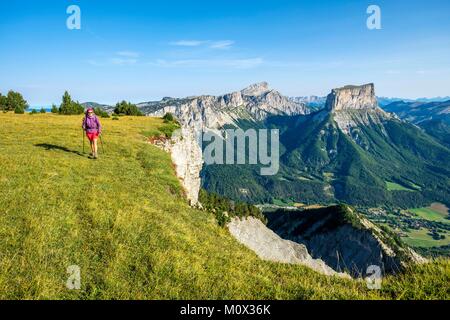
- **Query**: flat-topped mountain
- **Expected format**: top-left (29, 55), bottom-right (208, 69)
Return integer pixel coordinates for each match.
top-left (326, 83), bottom-right (378, 112)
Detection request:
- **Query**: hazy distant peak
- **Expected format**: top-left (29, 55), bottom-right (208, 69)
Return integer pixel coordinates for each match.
top-left (240, 82), bottom-right (270, 96)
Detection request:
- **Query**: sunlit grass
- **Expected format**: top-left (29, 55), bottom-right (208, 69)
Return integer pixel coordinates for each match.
top-left (0, 113), bottom-right (448, 300)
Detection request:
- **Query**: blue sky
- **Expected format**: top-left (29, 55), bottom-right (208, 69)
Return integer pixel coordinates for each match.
top-left (1, 0), bottom-right (450, 105)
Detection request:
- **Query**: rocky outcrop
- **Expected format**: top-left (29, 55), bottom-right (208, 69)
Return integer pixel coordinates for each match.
top-left (266, 205), bottom-right (426, 277)
top-left (228, 217), bottom-right (349, 278)
top-left (145, 83), bottom-right (308, 205)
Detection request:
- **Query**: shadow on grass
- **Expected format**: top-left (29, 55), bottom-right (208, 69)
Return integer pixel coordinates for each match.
top-left (35, 143), bottom-right (86, 157)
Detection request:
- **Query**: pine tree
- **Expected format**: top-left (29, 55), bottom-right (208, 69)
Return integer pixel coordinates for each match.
top-left (7, 91), bottom-right (28, 113)
top-left (59, 91), bottom-right (84, 115)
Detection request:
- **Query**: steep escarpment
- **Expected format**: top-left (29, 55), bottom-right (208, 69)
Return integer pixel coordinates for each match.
top-left (266, 205), bottom-right (426, 276)
top-left (326, 84), bottom-right (378, 112)
top-left (156, 127), bottom-right (203, 205)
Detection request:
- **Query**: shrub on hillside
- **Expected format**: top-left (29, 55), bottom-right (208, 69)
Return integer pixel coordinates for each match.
top-left (114, 101), bottom-right (143, 116)
top-left (51, 104), bottom-right (58, 113)
top-left (162, 112), bottom-right (175, 123)
top-left (94, 107), bottom-right (110, 118)
top-left (14, 106), bottom-right (25, 114)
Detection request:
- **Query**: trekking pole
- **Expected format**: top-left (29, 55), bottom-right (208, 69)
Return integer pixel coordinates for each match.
top-left (82, 129), bottom-right (85, 154)
top-left (99, 133), bottom-right (105, 154)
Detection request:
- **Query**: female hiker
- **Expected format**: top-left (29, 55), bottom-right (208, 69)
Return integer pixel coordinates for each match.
top-left (82, 108), bottom-right (102, 159)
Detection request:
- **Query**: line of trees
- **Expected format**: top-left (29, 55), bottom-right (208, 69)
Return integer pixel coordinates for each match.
top-left (0, 91), bottom-right (29, 114)
top-left (1, 89), bottom-right (145, 117)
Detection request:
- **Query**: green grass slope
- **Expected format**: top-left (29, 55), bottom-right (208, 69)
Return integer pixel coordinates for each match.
top-left (0, 113), bottom-right (448, 300)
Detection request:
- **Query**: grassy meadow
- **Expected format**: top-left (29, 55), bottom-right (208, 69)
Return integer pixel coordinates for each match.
top-left (410, 207), bottom-right (449, 224)
top-left (0, 113), bottom-right (449, 300)
top-left (402, 229), bottom-right (450, 248)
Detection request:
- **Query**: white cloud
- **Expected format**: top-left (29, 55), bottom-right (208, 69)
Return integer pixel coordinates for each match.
top-left (151, 58), bottom-right (263, 69)
top-left (87, 51), bottom-right (140, 66)
top-left (169, 40), bottom-right (235, 49)
top-left (209, 40), bottom-right (235, 49)
top-left (109, 58), bottom-right (138, 65)
top-left (170, 40), bottom-right (207, 47)
top-left (116, 51), bottom-right (140, 58)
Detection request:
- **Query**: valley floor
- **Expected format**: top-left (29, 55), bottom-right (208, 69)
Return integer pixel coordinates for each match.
top-left (0, 113), bottom-right (448, 300)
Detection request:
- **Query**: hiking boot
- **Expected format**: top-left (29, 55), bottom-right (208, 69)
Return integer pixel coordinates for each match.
top-left (94, 152), bottom-right (98, 159)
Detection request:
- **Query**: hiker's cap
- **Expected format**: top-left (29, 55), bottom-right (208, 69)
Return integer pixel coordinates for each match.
top-left (87, 108), bottom-right (94, 113)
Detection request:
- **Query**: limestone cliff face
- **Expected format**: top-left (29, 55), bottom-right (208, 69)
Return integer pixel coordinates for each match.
top-left (326, 83), bottom-right (378, 112)
top-left (146, 83), bottom-right (308, 205)
top-left (158, 128), bottom-right (203, 205)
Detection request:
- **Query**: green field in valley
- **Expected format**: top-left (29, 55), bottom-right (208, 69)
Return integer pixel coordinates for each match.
top-left (410, 207), bottom-right (449, 224)
top-left (402, 229), bottom-right (450, 248)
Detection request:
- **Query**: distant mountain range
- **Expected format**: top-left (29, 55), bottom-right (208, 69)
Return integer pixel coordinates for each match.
top-left (82, 94), bottom-right (450, 113)
top-left (383, 100), bottom-right (450, 147)
top-left (81, 102), bottom-right (115, 113)
top-left (138, 82), bottom-right (309, 125)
